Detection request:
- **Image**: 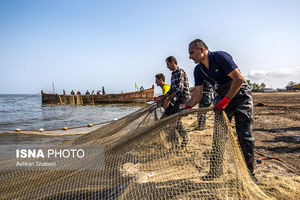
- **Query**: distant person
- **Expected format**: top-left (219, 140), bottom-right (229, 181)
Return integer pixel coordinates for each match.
top-left (185, 39), bottom-right (255, 181)
top-left (156, 56), bottom-right (190, 148)
top-left (154, 73), bottom-right (171, 108)
top-left (140, 86), bottom-right (144, 91)
top-left (63, 90), bottom-right (66, 95)
top-left (77, 91), bottom-right (81, 95)
top-left (71, 90), bottom-right (75, 95)
top-left (91, 90), bottom-right (95, 95)
top-left (86, 90), bottom-right (90, 95)
top-left (192, 80), bottom-right (214, 130)
top-left (102, 86), bottom-right (106, 95)
top-left (96, 90), bottom-right (100, 95)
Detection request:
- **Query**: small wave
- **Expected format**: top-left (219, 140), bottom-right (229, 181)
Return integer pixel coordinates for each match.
top-left (0, 122), bottom-right (16, 126)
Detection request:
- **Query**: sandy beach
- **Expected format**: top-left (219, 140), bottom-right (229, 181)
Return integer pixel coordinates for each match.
top-left (250, 92), bottom-right (300, 199)
top-left (179, 91), bottom-right (300, 199)
top-left (117, 92), bottom-right (300, 199)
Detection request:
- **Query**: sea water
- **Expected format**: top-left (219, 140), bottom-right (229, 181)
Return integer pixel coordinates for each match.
top-left (0, 94), bottom-right (143, 156)
top-left (0, 94), bottom-right (142, 131)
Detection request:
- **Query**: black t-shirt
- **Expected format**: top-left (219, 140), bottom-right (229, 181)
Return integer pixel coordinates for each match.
top-left (194, 51), bottom-right (238, 86)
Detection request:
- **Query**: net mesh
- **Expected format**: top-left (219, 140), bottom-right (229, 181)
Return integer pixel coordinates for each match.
top-left (0, 104), bottom-right (273, 199)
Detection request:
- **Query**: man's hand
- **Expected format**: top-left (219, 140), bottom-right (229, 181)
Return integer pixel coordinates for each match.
top-left (156, 96), bottom-right (163, 103)
top-left (162, 98), bottom-right (170, 109)
top-left (180, 105), bottom-right (192, 112)
top-left (214, 97), bottom-right (231, 112)
top-left (184, 105), bottom-right (192, 109)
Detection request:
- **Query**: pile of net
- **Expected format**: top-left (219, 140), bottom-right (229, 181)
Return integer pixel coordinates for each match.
top-left (0, 104), bottom-right (273, 199)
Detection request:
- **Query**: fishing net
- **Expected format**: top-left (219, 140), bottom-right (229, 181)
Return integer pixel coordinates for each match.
top-left (0, 104), bottom-right (272, 199)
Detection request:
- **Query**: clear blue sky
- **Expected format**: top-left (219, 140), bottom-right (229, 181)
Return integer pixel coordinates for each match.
top-left (1, 0), bottom-right (300, 94)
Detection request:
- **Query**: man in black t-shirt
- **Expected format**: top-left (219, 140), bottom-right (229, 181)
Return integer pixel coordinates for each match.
top-left (183, 39), bottom-right (256, 182)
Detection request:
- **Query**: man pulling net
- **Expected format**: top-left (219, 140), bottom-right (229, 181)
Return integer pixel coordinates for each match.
top-left (156, 56), bottom-right (191, 148)
top-left (183, 39), bottom-right (256, 182)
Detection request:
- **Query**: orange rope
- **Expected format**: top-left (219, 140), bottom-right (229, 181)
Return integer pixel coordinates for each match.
top-left (254, 155), bottom-right (285, 168)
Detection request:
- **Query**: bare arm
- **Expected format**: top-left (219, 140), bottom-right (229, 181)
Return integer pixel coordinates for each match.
top-left (185, 85), bottom-right (203, 107)
top-left (226, 68), bottom-right (244, 99)
top-left (157, 93), bottom-right (168, 102)
top-left (168, 93), bottom-right (177, 100)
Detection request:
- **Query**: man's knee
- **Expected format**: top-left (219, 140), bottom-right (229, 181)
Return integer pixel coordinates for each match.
top-left (238, 135), bottom-right (255, 147)
top-left (235, 112), bottom-right (253, 138)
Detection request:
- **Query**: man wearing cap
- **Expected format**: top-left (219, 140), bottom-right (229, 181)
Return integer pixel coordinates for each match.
top-left (184, 39), bottom-right (256, 181)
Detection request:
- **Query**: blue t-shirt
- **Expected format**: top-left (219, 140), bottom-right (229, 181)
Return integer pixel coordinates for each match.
top-left (194, 51), bottom-right (238, 86)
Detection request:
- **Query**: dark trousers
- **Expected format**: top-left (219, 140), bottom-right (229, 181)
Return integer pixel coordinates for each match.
top-left (198, 92), bottom-right (214, 129)
top-left (215, 82), bottom-right (255, 174)
top-left (161, 100), bottom-right (187, 145)
top-left (161, 100), bottom-right (181, 118)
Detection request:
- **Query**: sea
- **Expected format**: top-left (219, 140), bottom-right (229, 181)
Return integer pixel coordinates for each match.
top-left (0, 94), bottom-right (144, 157)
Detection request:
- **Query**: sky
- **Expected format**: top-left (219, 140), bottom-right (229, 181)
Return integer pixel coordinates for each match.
top-left (0, 0), bottom-right (300, 94)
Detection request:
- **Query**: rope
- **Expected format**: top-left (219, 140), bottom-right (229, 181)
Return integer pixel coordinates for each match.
top-left (254, 150), bottom-right (300, 175)
top-left (4, 92), bottom-right (41, 103)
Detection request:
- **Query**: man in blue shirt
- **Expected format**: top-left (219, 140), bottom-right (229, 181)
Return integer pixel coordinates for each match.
top-left (184, 39), bottom-right (255, 181)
